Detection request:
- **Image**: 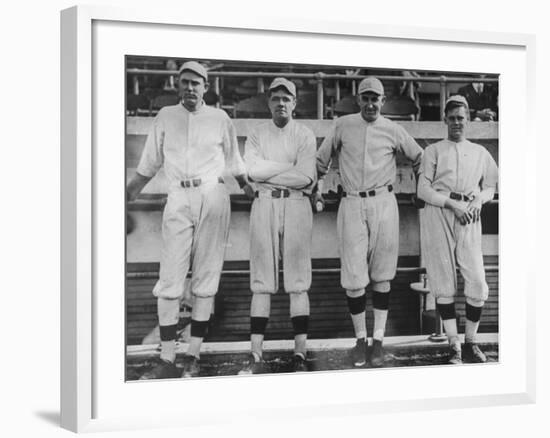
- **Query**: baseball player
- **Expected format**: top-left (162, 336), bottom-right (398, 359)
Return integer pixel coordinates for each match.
top-left (127, 61), bottom-right (253, 379)
top-left (238, 78), bottom-right (317, 374)
top-left (417, 95), bottom-right (498, 364)
top-left (316, 76), bottom-right (423, 367)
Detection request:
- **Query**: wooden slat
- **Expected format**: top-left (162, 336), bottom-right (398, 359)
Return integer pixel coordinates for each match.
top-left (126, 257), bottom-right (499, 344)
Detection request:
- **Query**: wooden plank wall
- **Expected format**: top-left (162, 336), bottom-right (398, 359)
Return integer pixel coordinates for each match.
top-left (126, 255), bottom-right (498, 345)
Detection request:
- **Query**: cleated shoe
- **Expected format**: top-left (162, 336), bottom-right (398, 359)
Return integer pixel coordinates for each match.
top-left (370, 339), bottom-right (385, 368)
top-left (448, 343), bottom-right (463, 365)
top-left (350, 338), bottom-right (367, 367)
top-left (140, 358), bottom-right (180, 380)
top-left (181, 354), bottom-right (200, 378)
top-left (292, 354), bottom-right (309, 372)
top-left (463, 342), bottom-right (487, 363)
top-left (238, 353), bottom-right (264, 375)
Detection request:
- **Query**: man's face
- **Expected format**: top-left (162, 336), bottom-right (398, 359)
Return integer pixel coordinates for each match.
top-left (445, 105), bottom-right (468, 142)
top-left (268, 89), bottom-right (296, 127)
top-left (178, 71), bottom-right (208, 110)
top-left (357, 92), bottom-right (386, 122)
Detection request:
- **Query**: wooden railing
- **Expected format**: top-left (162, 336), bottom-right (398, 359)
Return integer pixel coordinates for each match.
top-left (126, 68), bottom-right (498, 120)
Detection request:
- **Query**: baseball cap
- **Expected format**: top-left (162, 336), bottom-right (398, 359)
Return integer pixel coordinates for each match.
top-left (269, 77), bottom-right (296, 97)
top-left (178, 61), bottom-right (208, 81)
top-left (445, 94), bottom-right (469, 109)
top-left (357, 77), bottom-right (384, 95)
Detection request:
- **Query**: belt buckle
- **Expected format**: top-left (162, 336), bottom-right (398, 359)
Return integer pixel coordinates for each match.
top-left (359, 192), bottom-right (367, 198)
top-left (272, 190), bottom-right (281, 198)
top-left (367, 189), bottom-right (376, 197)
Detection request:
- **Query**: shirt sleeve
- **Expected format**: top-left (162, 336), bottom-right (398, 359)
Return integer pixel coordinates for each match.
top-left (222, 116), bottom-right (246, 177)
top-left (316, 121), bottom-right (338, 178)
top-left (244, 126), bottom-right (292, 181)
top-left (293, 127), bottom-right (317, 185)
top-left (417, 145), bottom-right (448, 208)
top-left (480, 149), bottom-right (499, 191)
top-left (395, 124), bottom-right (423, 173)
top-left (136, 113), bottom-right (165, 178)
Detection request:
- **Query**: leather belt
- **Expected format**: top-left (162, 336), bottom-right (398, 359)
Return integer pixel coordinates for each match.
top-left (254, 189), bottom-right (306, 199)
top-left (342, 184), bottom-right (393, 198)
top-left (449, 192), bottom-right (472, 202)
top-left (180, 177), bottom-right (224, 188)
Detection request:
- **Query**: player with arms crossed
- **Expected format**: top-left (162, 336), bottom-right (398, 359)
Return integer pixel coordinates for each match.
top-left (316, 77), bottom-right (423, 368)
top-left (239, 78), bottom-right (317, 374)
top-left (127, 61), bottom-right (253, 379)
top-left (417, 95), bottom-right (498, 364)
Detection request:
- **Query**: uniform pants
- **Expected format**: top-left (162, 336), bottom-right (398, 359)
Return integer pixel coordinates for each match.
top-left (421, 204), bottom-right (488, 303)
top-left (337, 192), bottom-right (398, 292)
top-left (249, 196), bottom-right (312, 294)
top-left (153, 182), bottom-right (230, 303)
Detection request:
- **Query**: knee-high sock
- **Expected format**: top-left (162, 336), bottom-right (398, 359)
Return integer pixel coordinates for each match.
top-left (347, 289), bottom-right (367, 340)
top-left (373, 309), bottom-right (388, 341)
top-left (251, 293), bottom-right (271, 359)
top-left (437, 299), bottom-right (459, 346)
top-left (160, 340), bottom-right (176, 363)
top-left (158, 298), bottom-right (179, 362)
top-left (442, 319), bottom-right (459, 346)
top-left (186, 296), bottom-right (214, 358)
top-left (290, 292), bottom-right (310, 357)
top-left (465, 320), bottom-right (480, 344)
top-left (465, 299), bottom-right (483, 343)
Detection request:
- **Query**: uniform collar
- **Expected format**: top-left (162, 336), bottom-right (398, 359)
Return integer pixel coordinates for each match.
top-left (180, 100), bottom-right (207, 114)
top-left (446, 138), bottom-right (468, 146)
top-left (270, 119), bottom-right (294, 132)
top-left (357, 112), bottom-right (383, 125)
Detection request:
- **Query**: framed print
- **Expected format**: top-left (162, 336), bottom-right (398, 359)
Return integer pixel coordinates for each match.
top-left (60, 5), bottom-right (536, 433)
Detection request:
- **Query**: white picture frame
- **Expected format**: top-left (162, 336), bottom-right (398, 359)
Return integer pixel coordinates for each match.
top-left (60, 5), bottom-right (536, 433)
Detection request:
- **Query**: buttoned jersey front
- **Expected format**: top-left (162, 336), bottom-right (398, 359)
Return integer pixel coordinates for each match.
top-left (137, 103), bottom-right (245, 189)
top-left (418, 139), bottom-right (498, 207)
top-left (244, 120), bottom-right (316, 192)
top-left (317, 114), bottom-right (423, 191)
top-left (417, 139), bottom-right (498, 302)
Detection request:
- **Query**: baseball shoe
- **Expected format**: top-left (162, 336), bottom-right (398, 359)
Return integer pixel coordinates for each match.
top-left (139, 358), bottom-right (180, 380)
top-left (181, 354), bottom-right (200, 378)
top-left (292, 354), bottom-right (309, 372)
top-left (350, 338), bottom-right (367, 367)
top-left (448, 343), bottom-right (463, 365)
top-left (370, 339), bottom-right (385, 368)
top-left (238, 353), bottom-right (264, 375)
top-left (463, 342), bottom-right (487, 363)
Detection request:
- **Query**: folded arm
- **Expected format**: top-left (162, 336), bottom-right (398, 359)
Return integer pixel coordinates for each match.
top-left (265, 131), bottom-right (317, 189)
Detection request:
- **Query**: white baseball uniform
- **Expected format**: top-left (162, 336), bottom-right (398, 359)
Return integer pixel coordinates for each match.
top-left (417, 139), bottom-right (498, 302)
top-left (137, 103), bottom-right (245, 305)
top-left (244, 120), bottom-right (317, 294)
top-left (317, 114), bottom-right (423, 292)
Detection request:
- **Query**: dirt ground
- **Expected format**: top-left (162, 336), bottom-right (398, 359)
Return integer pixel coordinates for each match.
top-left (126, 343), bottom-right (499, 380)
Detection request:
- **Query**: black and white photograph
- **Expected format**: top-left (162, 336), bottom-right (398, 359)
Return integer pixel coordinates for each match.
top-left (124, 56), bottom-right (499, 380)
